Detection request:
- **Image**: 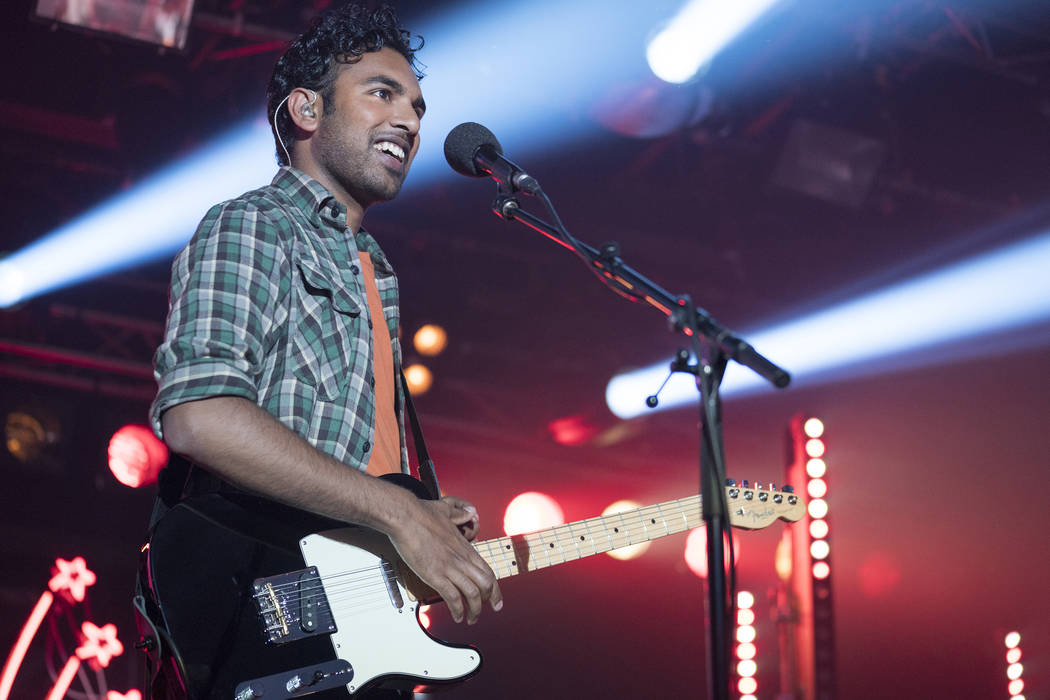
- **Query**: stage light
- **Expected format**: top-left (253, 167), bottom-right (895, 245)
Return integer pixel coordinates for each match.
top-left (412, 324), bottom-right (448, 357)
top-left (606, 231), bottom-right (1050, 418)
top-left (806, 458), bottom-right (826, 478)
top-left (503, 492), bottom-right (565, 536)
top-left (418, 605), bottom-right (432, 630)
top-left (810, 540), bottom-right (830, 560)
top-left (601, 500), bottom-right (651, 560)
top-left (809, 520), bottom-right (829, 539)
top-left (805, 439), bottom-right (825, 458)
top-left (404, 363), bottom-right (434, 396)
top-left (803, 418), bottom-right (824, 438)
top-left (2, 0), bottom-right (684, 307)
top-left (808, 498), bottom-right (828, 520)
top-left (547, 415), bottom-right (599, 446)
top-left (646, 0), bottom-right (781, 83)
top-left (736, 642), bottom-right (756, 660)
top-left (5, 410), bottom-right (59, 464)
top-left (736, 625), bottom-right (756, 644)
top-left (737, 591), bottom-right (754, 609)
top-left (812, 561), bottom-right (830, 579)
top-left (737, 609), bottom-right (755, 626)
top-left (1006, 648), bottom-right (1021, 664)
top-left (737, 676), bottom-right (758, 695)
top-left (1007, 663), bottom-right (1023, 680)
top-left (1009, 680), bottom-right (1024, 696)
top-left (1005, 631), bottom-right (1021, 648)
top-left (683, 525), bottom-right (740, 578)
top-left (807, 478), bottom-right (827, 499)
top-left (108, 425), bottom-right (168, 488)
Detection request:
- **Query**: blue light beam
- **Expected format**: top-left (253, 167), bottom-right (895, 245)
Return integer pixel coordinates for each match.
top-left (605, 231), bottom-right (1050, 418)
top-left (646, 0), bottom-right (782, 84)
top-left (0, 0), bottom-right (685, 308)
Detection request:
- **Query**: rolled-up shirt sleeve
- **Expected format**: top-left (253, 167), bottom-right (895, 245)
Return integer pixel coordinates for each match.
top-left (151, 199), bottom-right (286, 438)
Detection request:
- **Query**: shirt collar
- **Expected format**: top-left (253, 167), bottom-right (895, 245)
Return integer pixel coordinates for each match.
top-left (271, 166), bottom-right (346, 229)
top-left (272, 166), bottom-right (394, 272)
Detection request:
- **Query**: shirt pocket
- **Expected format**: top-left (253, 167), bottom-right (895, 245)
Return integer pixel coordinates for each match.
top-left (289, 256), bottom-right (367, 402)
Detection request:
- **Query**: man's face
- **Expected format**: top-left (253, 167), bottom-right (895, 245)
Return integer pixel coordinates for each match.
top-left (312, 47), bottom-right (425, 209)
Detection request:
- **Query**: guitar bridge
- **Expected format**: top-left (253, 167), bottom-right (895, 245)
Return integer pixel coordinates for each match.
top-left (252, 566), bottom-right (336, 645)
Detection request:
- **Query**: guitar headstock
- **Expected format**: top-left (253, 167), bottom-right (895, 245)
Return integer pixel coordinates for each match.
top-left (725, 480), bottom-right (805, 530)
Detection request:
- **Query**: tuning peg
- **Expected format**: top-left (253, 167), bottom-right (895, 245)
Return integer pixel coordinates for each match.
top-left (753, 481), bottom-right (763, 490)
top-left (782, 485), bottom-right (794, 493)
top-left (769, 482), bottom-right (777, 492)
top-left (725, 478), bottom-right (736, 487)
top-left (741, 479), bottom-right (750, 489)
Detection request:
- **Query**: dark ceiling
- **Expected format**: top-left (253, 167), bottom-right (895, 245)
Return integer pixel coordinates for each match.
top-left (2, 1), bottom-right (1050, 698)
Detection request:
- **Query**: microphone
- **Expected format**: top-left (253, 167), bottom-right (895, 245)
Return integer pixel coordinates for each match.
top-left (443, 122), bottom-right (541, 195)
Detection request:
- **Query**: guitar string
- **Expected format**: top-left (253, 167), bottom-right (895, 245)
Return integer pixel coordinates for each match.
top-left (256, 494), bottom-right (719, 600)
top-left (255, 504), bottom-right (700, 615)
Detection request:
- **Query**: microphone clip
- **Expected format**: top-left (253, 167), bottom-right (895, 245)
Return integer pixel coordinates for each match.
top-left (645, 348), bottom-right (698, 408)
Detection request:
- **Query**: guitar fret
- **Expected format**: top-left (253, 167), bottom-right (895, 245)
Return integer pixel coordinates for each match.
top-left (472, 488), bottom-right (801, 581)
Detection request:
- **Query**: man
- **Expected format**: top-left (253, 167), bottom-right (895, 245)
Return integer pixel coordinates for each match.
top-left (147, 4), bottom-right (501, 696)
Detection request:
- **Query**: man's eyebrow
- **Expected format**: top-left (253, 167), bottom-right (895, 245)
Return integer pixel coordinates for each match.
top-left (363, 75), bottom-right (426, 115)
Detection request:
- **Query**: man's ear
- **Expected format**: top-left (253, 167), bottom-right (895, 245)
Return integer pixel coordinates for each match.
top-left (287, 87), bottom-right (322, 135)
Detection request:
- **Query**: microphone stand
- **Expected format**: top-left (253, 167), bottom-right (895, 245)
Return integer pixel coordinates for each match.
top-left (490, 185), bottom-right (790, 700)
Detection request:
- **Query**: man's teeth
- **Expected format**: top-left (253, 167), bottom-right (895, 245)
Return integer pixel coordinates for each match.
top-left (374, 142), bottom-right (405, 161)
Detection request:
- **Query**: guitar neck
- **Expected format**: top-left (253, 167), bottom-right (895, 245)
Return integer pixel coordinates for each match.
top-left (474, 495), bottom-right (703, 579)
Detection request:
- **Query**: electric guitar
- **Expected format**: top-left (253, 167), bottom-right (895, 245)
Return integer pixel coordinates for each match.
top-left (141, 475), bottom-right (803, 699)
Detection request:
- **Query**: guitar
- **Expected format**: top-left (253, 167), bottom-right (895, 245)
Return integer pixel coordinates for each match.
top-left (141, 475), bottom-right (803, 699)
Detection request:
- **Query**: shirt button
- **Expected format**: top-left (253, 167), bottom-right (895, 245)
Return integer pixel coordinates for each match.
top-left (350, 264), bottom-right (360, 275)
top-left (367, 319), bottom-right (373, 329)
top-left (362, 441), bottom-right (371, 453)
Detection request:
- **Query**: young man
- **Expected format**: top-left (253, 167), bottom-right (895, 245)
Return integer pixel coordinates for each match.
top-left (146, 4), bottom-right (500, 696)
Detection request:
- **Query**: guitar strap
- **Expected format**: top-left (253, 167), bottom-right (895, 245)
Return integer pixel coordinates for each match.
top-left (399, 369), bottom-right (442, 500)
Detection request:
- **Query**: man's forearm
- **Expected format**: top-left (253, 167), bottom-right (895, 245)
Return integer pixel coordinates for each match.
top-left (161, 395), bottom-right (414, 536)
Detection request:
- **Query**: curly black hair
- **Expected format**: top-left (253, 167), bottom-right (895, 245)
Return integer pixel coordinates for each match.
top-left (266, 3), bottom-right (424, 166)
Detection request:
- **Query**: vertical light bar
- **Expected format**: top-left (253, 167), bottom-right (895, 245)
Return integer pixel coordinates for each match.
top-left (735, 590), bottom-right (758, 699)
top-left (1005, 631), bottom-right (1025, 698)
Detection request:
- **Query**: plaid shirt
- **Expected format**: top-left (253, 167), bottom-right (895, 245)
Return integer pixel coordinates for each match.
top-left (151, 167), bottom-right (409, 473)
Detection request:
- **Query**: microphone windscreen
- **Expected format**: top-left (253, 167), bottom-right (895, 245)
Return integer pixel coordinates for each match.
top-left (444, 122), bottom-right (503, 177)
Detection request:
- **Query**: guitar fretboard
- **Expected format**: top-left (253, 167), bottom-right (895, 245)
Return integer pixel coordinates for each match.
top-left (474, 495), bottom-right (704, 579)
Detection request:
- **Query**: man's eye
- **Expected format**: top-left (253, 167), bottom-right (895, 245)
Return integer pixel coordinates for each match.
top-left (373, 89), bottom-right (391, 99)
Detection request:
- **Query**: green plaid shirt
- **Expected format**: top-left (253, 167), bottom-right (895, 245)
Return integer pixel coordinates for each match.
top-left (151, 167), bottom-right (409, 473)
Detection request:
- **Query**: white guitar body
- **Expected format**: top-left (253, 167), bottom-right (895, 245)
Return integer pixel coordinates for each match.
top-left (300, 528), bottom-right (481, 695)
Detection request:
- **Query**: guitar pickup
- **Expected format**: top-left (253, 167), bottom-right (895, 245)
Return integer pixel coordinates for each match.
top-left (252, 567), bottom-right (336, 645)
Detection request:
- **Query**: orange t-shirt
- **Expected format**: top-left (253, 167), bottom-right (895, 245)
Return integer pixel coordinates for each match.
top-left (358, 252), bottom-right (401, 476)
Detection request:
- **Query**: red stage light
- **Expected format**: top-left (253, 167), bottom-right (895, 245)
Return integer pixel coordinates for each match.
top-left (1005, 631), bottom-right (1021, 649)
top-left (736, 642), bottom-right (756, 660)
top-left (1006, 648), bottom-right (1021, 664)
top-left (108, 425), bottom-right (167, 488)
top-left (736, 659), bottom-right (757, 677)
top-left (805, 438), bottom-right (825, 458)
top-left (107, 692), bottom-right (142, 700)
top-left (547, 415), bottom-right (598, 446)
top-left (1008, 679), bottom-right (1024, 696)
top-left (808, 498), bottom-right (829, 519)
top-left (737, 676), bottom-right (758, 695)
top-left (809, 519), bottom-right (829, 539)
top-left (736, 625), bottom-right (756, 644)
top-left (812, 561), bottom-right (831, 579)
top-left (503, 492), bottom-right (565, 536)
top-left (807, 478), bottom-right (827, 499)
top-left (805, 458), bottom-right (826, 478)
top-left (418, 605), bottom-right (432, 630)
top-left (683, 526), bottom-right (740, 578)
top-left (736, 608), bottom-right (755, 626)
